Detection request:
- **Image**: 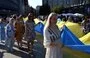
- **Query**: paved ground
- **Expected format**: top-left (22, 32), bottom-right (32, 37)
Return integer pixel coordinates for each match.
top-left (0, 39), bottom-right (80, 58)
top-left (0, 40), bottom-right (45, 58)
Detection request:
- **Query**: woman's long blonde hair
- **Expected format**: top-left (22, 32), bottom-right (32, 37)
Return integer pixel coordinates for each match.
top-left (44, 12), bottom-right (57, 30)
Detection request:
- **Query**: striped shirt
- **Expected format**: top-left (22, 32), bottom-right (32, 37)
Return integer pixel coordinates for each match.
top-left (48, 26), bottom-right (60, 42)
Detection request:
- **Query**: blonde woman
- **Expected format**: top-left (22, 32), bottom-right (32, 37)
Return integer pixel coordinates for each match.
top-left (43, 13), bottom-right (63, 58)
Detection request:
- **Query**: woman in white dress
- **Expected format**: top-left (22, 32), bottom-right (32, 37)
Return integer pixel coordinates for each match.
top-left (43, 13), bottom-right (63, 58)
top-left (5, 18), bottom-right (15, 52)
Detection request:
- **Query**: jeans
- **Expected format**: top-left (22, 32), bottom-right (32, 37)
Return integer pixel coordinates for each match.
top-left (5, 37), bottom-right (15, 51)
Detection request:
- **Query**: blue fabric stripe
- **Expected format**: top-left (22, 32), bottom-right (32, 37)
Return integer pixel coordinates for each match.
top-left (34, 22), bottom-right (90, 53)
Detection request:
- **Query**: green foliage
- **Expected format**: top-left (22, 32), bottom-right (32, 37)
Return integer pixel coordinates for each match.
top-left (51, 6), bottom-right (64, 14)
top-left (88, 0), bottom-right (90, 3)
top-left (39, 4), bottom-right (51, 15)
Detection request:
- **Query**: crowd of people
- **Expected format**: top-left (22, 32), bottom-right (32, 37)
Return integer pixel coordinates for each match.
top-left (58, 14), bottom-right (90, 34)
top-left (0, 12), bottom-right (36, 54)
top-left (0, 11), bottom-right (90, 58)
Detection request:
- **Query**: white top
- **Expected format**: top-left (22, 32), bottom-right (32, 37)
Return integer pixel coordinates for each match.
top-left (43, 26), bottom-right (63, 58)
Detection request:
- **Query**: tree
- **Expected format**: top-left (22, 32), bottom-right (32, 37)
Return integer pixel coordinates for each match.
top-left (51, 6), bottom-right (64, 14)
top-left (39, 4), bottom-right (51, 15)
top-left (24, 6), bottom-right (36, 17)
top-left (88, 0), bottom-right (90, 3)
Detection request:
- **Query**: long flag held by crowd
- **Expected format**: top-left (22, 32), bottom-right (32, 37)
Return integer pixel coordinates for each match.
top-left (34, 22), bottom-right (90, 54)
top-left (61, 25), bottom-right (90, 53)
top-left (60, 25), bottom-right (84, 45)
top-left (35, 22), bottom-right (44, 35)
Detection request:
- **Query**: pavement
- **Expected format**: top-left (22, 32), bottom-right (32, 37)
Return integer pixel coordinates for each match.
top-left (0, 39), bottom-right (45, 58)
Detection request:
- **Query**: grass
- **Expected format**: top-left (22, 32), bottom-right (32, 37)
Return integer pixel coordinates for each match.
top-left (63, 47), bottom-right (90, 58)
top-left (36, 32), bottom-right (43, 44)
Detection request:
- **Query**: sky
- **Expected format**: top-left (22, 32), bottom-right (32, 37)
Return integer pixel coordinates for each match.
top-left (28, 0), bottom-right (42, 9)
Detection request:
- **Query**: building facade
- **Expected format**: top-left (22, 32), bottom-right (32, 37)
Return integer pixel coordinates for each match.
top-left (36, 6), bottom-right (41, 16)
top-left (0, 0), bottom-right (28, 16)
top-left (42, 0), bottom-right (89, 8)
top-left (42, 0), bottom-right (63, 8)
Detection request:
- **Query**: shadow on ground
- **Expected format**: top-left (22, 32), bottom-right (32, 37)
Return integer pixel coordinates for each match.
top-left (0, 41), bottom-right (45, 58)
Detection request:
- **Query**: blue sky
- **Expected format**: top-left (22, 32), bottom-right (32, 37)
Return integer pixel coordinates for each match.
top-left (28, 0), bottom-right (42, 9)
